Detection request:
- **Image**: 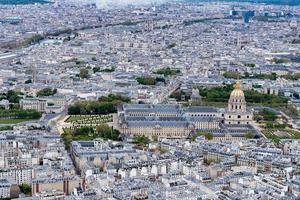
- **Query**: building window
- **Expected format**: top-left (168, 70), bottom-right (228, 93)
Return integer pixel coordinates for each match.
top-left (237, 115), bottom-right (241, 119)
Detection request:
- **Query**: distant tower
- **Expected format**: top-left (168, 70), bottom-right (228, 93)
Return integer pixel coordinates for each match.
top-left (32, 64), bottom-right (37, 84)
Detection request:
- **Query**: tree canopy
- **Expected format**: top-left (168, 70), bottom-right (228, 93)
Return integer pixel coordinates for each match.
top-left (68, 94), bottom-right (130, 115)
top-left (79, 68), bottom-right (89, 79)
top-left (198, 84), bottom-right (288, 107)
top-left (20, 183), bottom-right (31, 195)
top-left (154, 67), bottom-right (180, 76)
top-left (133, 135), bottom-right (150, 147)
top-left (36, 88), bottom-right (57, 97)
top-left (136, 76), bottom-right (157, 85)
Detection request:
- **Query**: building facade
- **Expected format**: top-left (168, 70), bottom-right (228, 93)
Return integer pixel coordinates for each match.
top-left (118, 80), bottom-right (254, 139)
top-left (20, 95), bottom-right (66, 113)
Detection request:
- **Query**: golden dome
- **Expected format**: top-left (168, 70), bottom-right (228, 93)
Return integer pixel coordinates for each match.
top-left (230, 80), bottom-right (245, 97)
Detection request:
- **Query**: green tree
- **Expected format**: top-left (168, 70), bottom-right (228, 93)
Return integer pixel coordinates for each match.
top-left (204, 132), bottom-right (213, 140)
top-left (100, 67), bottom-right (115, 72)
top-left (223, 71), bottom-right (240, 79)
top-left (74, 127), bottom-right (94, 136)
top-left (25, 79), bottom-right (32, 84)
top-left (36, 88), bottom-right (57, 97)
top-left (152, 135), bottom-right (158, 143)
top-left (96, 124), bottom-right (111, 136)
top-left (245, 132), bottom-right (255, 139)
top-left (136, 76), bottom-right (157, 85)
top-left (6, 90), bottom-right (21, 103)
top-left (93, 67), bottom-right (100, 73)
top-left (259, 109), bottom-right (277, 121)
top-left (192, 132), bottom-right (213, 141)
top-left (67, 94), bottom-right (130, 115)
top-left (154, 67), bottom-right (180, 76)
top-left (133, 135), bottom-right (150, 147)
top-left (96, 124), bottom-right (120, 141)
top-left (271, 58), bottom-right (290, 64)
top-left (79, 68), bottom-right (89, 79)
top-left (20, 183), bottom-right (31, 195)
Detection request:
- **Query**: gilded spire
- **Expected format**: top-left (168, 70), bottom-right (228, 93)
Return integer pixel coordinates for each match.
top-left (235, 80), bottom-right (241, 90)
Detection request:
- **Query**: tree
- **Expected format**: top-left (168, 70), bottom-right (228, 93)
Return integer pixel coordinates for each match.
top-left (100, 67), bottom-right (115, 72)
top-left (25, 79), bottom-right (32, 84)
top-left (271, 58), bottom-right (290, 64)
top-left (293, 92), bottom-right (300, 99)
top-left (68, 105), bottom-right (81, 115)
top-left (96, 124), bottom-right (120, 141)
top-left (7, 90), bottom-right (21, 103)
top-left (259, 109), bottom-right (277, 121)
top-left (93, 67), bottom-right (100, 73)
top-left (20, 183), bottom-right (31, 195)
top-left (223, 71), bottom-right (240, 79)
top-left (96, 124), bottom-right (111, 136)
top-left (159, 147), bottom-right (168, 154)
top-left (152, 135), bottom-right (158, 143)
top-left (245, 132), bottom-right (255, 139)
top-left (79, 68), bottom-right (89, 79)
top-left (36, 88), bottom-right (57, 97)
top-left (154, 67), bottom-right (180, 76)
top-left (133, 135), bottom-right (150, 147)
top-left (136, 76), bottom-right (157, 85)
top-left (67, 94), bottom-right (130, 115)
top-left (204, 132), bottom-right (213, 140)
top-left (74, 127), bottom-right (94, 136)
top-left (192, 132), bottom-right (213, 141)
top-left (244, 63), bottom-right (255, 68)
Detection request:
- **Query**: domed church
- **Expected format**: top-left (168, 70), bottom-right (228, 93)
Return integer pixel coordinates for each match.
top-left (119, 80), bottom-right (257, 139)
top-left (224, 80), bottom-right (253, 125)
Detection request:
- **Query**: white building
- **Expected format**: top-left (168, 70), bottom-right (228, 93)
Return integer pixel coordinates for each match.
top-left (0, 178), bottom-right (11, 199)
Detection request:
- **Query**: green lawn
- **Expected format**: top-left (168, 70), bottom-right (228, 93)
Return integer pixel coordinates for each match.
top-left (65, 114), bottom-right (113, 125)
top-left (66, 115), bottom-right (91, 122)
top-left (0, 126), bottom-right (13, 131)
top-left (262, 129), bottom-right (300, 143)
top-left (0, 118), bottom-right (35, 124)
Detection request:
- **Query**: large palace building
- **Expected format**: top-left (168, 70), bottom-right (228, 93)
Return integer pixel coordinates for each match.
top-left (118, 81), bottom-right (258, 140)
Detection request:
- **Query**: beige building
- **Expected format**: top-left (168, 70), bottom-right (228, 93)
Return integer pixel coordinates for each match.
top-left (118, 80), bottom-right (254, 139)
top-left (20, 95), bottom-right (66, 113)
top-left (20, 98), bottom-right (47, 112)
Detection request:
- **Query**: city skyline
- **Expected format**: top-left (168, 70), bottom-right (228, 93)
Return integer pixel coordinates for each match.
top-left (0, 0), bottom-right (299, 199)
